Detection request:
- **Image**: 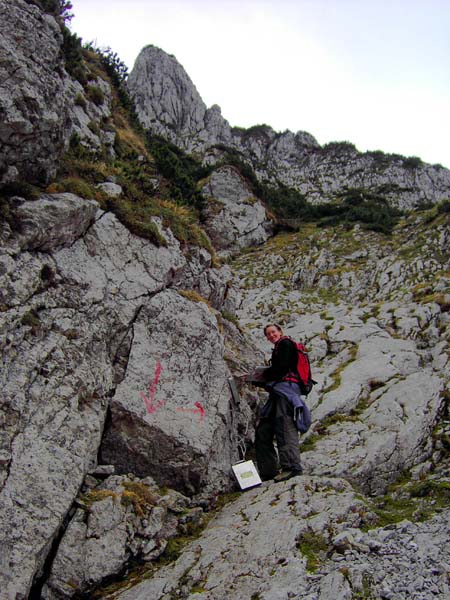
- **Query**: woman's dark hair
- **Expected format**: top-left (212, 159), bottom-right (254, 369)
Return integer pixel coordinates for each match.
top-left (263, 323), bottom-right (283, 336)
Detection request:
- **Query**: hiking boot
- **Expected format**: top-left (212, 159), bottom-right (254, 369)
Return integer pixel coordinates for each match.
top-left (273, 468), bottom-right (302, 482)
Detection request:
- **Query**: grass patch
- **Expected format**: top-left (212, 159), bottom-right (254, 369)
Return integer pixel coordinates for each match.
top-left (178, 289), bottom-right (213, 312)
top-left (46, 177), bottom-right (104, 201)
top-left (80, 489), bottom-right (118, 507)
top-left (121, 481), bottom-right (158, 517)
top-left (314, 412), bottom-right (360, 436)
top-left (364, 474), bottom-right (450, 529)
top-left (300, 433), bottom-right (321, 452)
top-left (322, 344), bottom-right (358, 393)
top-left (297, 531), bottom-right (329, 572)
top-left (105, 197), bottom-right (168, 247)
top-left (21, 309), bottom-right (41, 329)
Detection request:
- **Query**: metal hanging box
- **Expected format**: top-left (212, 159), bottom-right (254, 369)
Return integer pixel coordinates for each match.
top-left (232, 460), bottom-right (262, 490)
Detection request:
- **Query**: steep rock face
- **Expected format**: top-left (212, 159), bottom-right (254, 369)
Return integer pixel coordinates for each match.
top-left (245, 140), bottom-right (450, 209)
top-left (0, 0), bottom-right (71, 184)
top-left (0, 194), bottom-right (252, 599)
top-left (0, 0), bottom-right (116, 186)
top-left (199, 165), bottom-right (273, 254)
top-left (128, 46), bottom-right (450, 208)
top-left (1, 6), bottom-right (449, 599)
top-left (99, 288), bottom-right (241, 496)
top-left (127, 46), bottom-right (233, 152)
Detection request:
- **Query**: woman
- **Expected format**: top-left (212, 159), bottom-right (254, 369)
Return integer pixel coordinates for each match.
top-left (255, 323), bottom-right (303, 482)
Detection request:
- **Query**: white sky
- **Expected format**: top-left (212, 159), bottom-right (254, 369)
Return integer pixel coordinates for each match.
top-left (70, 0), bottom-right (450, 168)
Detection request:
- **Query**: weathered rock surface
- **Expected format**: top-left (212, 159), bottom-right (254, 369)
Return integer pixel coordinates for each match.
top-left (199, 165), bottom-right (273, 255)
top-left (111, 476), bottom-right (372, 599)
top-left (1, 4), bottom-right (449, 599)
top-left (99, 287), bottom-right (241, 496)
top-left (0, 0), bottom-right (116, 186)
top-left (127, 46), bottom-right (234, 152)
top-left (110, 479), bottom-right (450, 600)
top-left (0, 194), bottom-right (252, 599)
top-left (42, 474), bottom-right (204, 599)
top-left (128, 46), bottom-right (450, 208)
top-left (0, 0), bottom-right (71, 184)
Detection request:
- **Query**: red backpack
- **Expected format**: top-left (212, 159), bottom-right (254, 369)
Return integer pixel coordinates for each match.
top-left (282, 337), bottom-right (316, 396)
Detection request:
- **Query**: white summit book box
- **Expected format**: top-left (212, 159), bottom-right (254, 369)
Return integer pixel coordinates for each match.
top-left (231, 459), bottom-right (262, 490)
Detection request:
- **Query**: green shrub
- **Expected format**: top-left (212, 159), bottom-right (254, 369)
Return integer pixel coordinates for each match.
top-left (87, 120), bottom-right (101, 136)
top-left (21, 309), bottom-right (41, 328)
top-left (48, 177), bottom-right (98, 199)
top-left (74, 93), bottom-right (87, 109)
top-left (95, 46), bottom-right (129, 85)
top-left (27, 0), bottom-right (73, 22)
top-left (147, 136), bottom-right (212, 210)
top-left (323, 141), bottom-right (357, 152)
top-left (61, 27), bottom-right (86, 83)
top-left (437, 199), bottom-right (450, 214)
top-left (297, 531), bottom-right (329, 572)
top-left (0, 181), bottom-right (39, 201)
top-left (403, 156), bottom-right (423, 169)
top-left (86, 85), bottom-right (105, 106)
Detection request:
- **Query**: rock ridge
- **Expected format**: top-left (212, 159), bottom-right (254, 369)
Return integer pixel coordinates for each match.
top-left (128, 45), bottom-right (450, 209)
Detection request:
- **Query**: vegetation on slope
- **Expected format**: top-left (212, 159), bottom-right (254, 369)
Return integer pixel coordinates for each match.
top-left (216, 148), bottom-right (404, 234)
top-left (6, 1), bottom-right (448, 249)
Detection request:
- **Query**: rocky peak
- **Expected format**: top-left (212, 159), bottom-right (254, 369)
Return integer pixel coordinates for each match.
top-left (128, 46), bottom-right (450, 209)
top-left (127, 45), bottom-right (233, 152)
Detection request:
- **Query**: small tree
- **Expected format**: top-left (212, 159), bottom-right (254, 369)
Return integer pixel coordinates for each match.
top-left (28, 0), bottom-right (74, 22)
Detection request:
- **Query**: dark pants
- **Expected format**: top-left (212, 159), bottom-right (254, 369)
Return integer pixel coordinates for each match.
top-left (255, 391), bottom-right (302, 480)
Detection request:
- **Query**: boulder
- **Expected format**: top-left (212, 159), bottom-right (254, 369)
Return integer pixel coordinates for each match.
top-left (99, 288), bottom-right (243, 496)
top-left (200, 165), bottom-right (273, 255)
top-left (41, 474), bottom-right (200, 599)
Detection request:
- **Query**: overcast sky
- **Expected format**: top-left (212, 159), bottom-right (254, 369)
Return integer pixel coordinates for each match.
top-left (70, 0), bottom-right (450, 168)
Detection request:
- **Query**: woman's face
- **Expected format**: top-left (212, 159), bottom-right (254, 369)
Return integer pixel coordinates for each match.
top-left (265, 325), bottom-right (282, 345)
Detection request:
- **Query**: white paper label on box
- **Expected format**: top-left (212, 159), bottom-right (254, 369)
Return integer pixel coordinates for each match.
top-left (232, 460), bottom-right (262, 490)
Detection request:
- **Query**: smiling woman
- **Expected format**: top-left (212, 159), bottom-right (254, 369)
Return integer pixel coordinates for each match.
top-left (247, 323), bottom-right (304, 482)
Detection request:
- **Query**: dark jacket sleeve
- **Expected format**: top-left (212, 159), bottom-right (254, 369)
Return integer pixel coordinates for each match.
top-left (263, 338), bottom-right (297, 382)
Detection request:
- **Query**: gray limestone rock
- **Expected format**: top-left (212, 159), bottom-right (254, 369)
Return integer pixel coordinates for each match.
top-left (0, 194), bottom-right (246, 599)
top-left (0, 0), bottom-right (115, 186)
top-left (6, 193), bottom-right (98, 252)
top-left (42, 474), bottom-right (198, 599)
top-left (96, 182), bottom-right (123, 197)
top-left (112, 477), bottom-right (376, 600)
top-left (127, 45), bottom-right (233, 153)
top-left (1, 5), bottom-right (449, 599)
top-left (99, 288), bottom-right (241, 496)
top-left (200, 165), bottom-right (273, 254)
top-left (0, 0), bottom-right (71, 184)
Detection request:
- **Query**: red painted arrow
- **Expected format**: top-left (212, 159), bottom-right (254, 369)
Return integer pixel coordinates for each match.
top-left (176, 401), bottom-right (206, 422)
top-left (140, 361), bottom-right (165, 414)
